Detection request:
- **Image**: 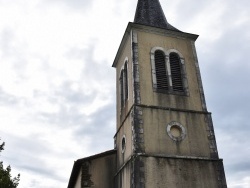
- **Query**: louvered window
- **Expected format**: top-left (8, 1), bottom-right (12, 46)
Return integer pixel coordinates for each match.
top-left (155, 50), bottom-right (168, 91)
top-left (120, 62), bottom-right (129, 108)
top-left (120, 70), bottom-right (124, 107)
top-left (170, 53), bottom-right (184, 92)
top-left (124, 62), bottom-right (128, 100)
top-left (152, 49), bottom-right (185, 94)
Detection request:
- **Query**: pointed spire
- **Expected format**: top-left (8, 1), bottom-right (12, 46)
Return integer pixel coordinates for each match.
top-left (134, 0), bottom-right (179, 31)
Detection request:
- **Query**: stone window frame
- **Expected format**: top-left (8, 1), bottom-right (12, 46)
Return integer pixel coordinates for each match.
top-left (150, 47), bottom-right (189, 95)
top-left (119, 57), bottom-right (129, 109)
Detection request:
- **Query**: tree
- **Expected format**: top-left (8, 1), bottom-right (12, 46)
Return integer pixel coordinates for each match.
top-left (0, 139), bottom-right (20, 188)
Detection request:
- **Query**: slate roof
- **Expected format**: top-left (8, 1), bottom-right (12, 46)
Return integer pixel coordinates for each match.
top-left (67, 149), bottom-right (116, 188)
top-left (134, 0), bottom-right (180, 31)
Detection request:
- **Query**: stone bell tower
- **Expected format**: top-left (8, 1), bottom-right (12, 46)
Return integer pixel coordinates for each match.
top-left (112, 0), bottom-right (227, 187)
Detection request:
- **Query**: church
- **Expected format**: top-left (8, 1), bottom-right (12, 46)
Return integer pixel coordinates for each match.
top-left (67, 0), bottom-right (227, 187)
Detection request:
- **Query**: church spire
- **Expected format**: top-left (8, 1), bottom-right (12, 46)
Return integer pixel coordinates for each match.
top-left (134, 0), bottom-right (179, 31)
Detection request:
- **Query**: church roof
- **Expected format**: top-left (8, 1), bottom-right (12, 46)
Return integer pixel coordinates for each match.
top-left (67, 149), bottom-right (116, 188)
top-left (134, 0), bottom-right (180, 31)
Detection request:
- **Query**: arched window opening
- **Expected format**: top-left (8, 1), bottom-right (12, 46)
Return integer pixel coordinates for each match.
top-left (124, 62), bottom-right (128, 101)
top-left (151, 48), bottom-right (187, 95)
top-left (120, 70), bottom-right (124, 107)
top-left (120, 61), bottom-right (129, 109)
top-left (155, 50), bottom-right (168, 91)
top-left (170, 53), bottom-right (184, 92)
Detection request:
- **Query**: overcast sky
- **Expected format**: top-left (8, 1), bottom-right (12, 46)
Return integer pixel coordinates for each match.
top-left (0, 0), bottom-right (249, 187)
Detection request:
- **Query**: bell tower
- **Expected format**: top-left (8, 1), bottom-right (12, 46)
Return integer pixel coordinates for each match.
top-left (113, 0), bottom-right (227, 187)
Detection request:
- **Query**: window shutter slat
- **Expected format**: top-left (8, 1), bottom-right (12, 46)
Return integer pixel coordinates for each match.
top-left (155, 50), bottom-right (168, 90)
top-left (170, 53), bottom-right (184, 92)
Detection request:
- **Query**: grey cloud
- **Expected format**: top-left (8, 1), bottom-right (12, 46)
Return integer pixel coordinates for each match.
top-left (73, 43), bottom-right (116, 140)
top-left (64, 41), bottom-right (115, 86)
top-left (3, 133), bottom-right (52, 161)
top-left (18, 164), bottom-right (64, 181)
top-left (229, 161), bottom-right (250, 174)
top-left (5, 83), bottom-right (91, 129)
top-left (1, 133), bottom-right (63, 181)
top-left (58, 44), bottom-right (116, 153)
top-left (36, 101), bottom-right (116, 160)
top-left (34, 42), bottom-right (116, 131)
top-left (37, 100), bottom-right (116, 153)
top-left (35, 80), bottom-right (103, 128)
top-left (74, 102), bottom-right (116, 153)
top-left (201, 25), bottom-right (250, 119)
top-left (76, 103), bottom-right (115, 135)
top-left (80, 45), bottom-right (115, 90)
top-left (37, 105), bottom-right (86, 128)
top-left (195, 1), bottom-right (250, 117)
top-left (223, 0), bottom-right (250, 17)
top-left (223, 157), bottom-right (250, 187)
top-left (54, 81), bottom-right (97, 105)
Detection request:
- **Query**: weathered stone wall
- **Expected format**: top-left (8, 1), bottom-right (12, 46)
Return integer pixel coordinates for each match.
top-left (116, 113), bottom-right (133, 168)
top-left (130, 25), bottom-right (219, 159)
top-left (137, 29), bottom-right (204, 112)
top-left (142, 107), bottom-right (214, 158)
top-left (115, 31), bottom-right (133, 129)
top-left (144, 156), bottom-right (227, 188)
top-left (80, 153), bottom-right (116, 188)
top-left (116, 161), bottom-right (132, 188)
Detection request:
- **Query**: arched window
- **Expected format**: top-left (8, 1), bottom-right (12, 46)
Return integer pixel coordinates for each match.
top-left (155, 50), bottom-right (169, 91)
top-left (151, 47), bottom-right (187, 95)
top-left (124, 62), bottom-right (128, 100)
top-left (120, 60), bottom-right (129, 108)
top-left (169, 52), bottom-right (184, 92)
top-left (120, 70), bottom-right (124, 107)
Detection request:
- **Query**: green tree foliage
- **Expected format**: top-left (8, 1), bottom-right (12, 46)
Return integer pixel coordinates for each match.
top-left (0, 139), bottom-right (20, 188)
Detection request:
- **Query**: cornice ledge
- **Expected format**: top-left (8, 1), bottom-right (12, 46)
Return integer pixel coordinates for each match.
top-left (129, 22), bottom-right (199, 41)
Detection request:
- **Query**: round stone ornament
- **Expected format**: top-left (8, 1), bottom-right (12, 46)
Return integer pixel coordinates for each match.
top-left (121, 135), bottom-right (126, 153)
top-left (167, 121), bottom-right (186, 142)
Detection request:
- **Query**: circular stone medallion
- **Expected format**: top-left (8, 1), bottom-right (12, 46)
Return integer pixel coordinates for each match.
top-left (166, 121), bottom-right (186, 142)
top-left (121, 135), bottom-right (126, 153)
